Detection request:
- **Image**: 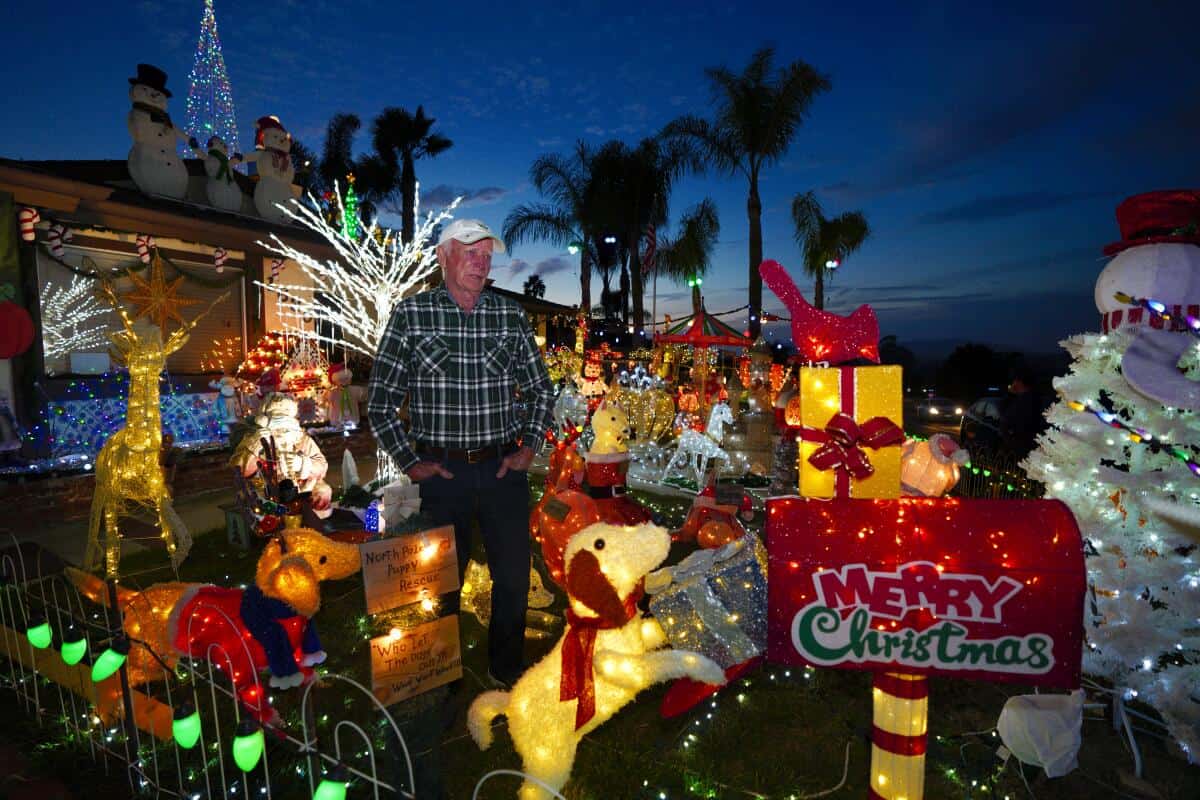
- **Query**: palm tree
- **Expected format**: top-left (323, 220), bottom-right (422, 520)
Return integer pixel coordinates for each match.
top-left (790, 190), bottom-right (870, 310)
top-left (659, 199), bottom-right (720, 315)
top-left (523, 274), bottom-right (546, 298)
top-left (368, 106), bottom-right (453, 244)
top-left (662, 47), bottom-right (830, 338)
top-left (504, 142), bottom-right (597, 311)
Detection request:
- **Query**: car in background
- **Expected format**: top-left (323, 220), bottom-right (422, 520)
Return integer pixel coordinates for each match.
top-left (915, 396), bottom-right (964, 421)
top-left (959, 396), bottom-right (1004, 455)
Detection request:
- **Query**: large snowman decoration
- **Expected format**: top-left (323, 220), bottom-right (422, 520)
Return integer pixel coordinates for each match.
top-left (126, 64), bottom-right (191, 199)
top-left (240, 116), bottom-right (297, 223)
top-left (190, 135), bottom-right (244, 212)
top-left (1094, 190), bottom-right (1200, 411)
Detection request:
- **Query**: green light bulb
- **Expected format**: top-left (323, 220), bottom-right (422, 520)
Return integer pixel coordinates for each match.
top-left (25, 613), bottom-right (52, 650)
top-left (173, 703), bottom-right (202, 749)
top-left (313, 765), bottom-right (349, 800)
top-left (91, 636), bottom-right (130, 682)
top-left (60, 625), bottom-right (87, 665)
top-left (232, 717), bottom-right (264, 772)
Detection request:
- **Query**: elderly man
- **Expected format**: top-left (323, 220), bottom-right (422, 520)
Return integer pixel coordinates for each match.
top-left (368, 218), bottom-right (555, 687)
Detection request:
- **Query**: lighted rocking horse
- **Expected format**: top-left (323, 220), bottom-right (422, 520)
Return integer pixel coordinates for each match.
top-left (84, 284), bottom-right (227, 578)
top-left (661, 401), bottom-right (734, 486)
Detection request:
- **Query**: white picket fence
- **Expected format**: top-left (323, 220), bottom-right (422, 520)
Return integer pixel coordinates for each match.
top-left (0, 534), bottom-right (415, 799)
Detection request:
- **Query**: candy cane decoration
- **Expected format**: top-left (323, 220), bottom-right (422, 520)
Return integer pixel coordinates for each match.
top-left (45, 222), bottom-right (72, 259)
top-left (269, 258), bottom-right (284, 283)
top-left (869, 672), bottom-right (928, 800)
top-left (18, 207), bottom-right (40, 242)
top-left (213, 247), bottom-right (228, 273)
top-left (136, 234), bottom-right (155, 264)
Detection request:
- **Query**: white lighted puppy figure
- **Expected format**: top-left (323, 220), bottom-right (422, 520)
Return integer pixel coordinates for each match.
top-left (469, 522), bottom-right (725, 799)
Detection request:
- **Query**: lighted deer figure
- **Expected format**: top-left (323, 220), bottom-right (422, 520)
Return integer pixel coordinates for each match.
top-left (84, 285), bottom-right (227, 578)
top-left (661, 402), bottom-right (734, 486)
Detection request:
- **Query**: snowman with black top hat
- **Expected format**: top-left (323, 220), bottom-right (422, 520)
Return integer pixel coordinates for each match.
top-left (126, 64), bottom-right (192, 199)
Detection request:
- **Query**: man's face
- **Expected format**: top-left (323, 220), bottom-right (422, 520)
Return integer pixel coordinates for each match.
top-left (441, 238), bottom-right (494, 296)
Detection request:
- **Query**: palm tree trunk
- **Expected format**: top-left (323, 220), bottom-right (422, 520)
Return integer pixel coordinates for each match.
top-left (747, 174), bottom-right (763, 339)
top-left (579, 248), bottom-right (591, 312)
top-left (629, 231), bottom-right (644, 335)
top-left (619, 260), bottom-right (630, 325)
top-left (401, 153), bottom-right (416, 245)
top-left (692, 284), bottom-right (702, 315)
top-left (814, 267), bottom-right (825, 310)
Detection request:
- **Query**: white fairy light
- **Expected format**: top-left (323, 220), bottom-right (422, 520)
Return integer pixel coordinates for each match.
top-left (40, 276), bottom-right (111, 360)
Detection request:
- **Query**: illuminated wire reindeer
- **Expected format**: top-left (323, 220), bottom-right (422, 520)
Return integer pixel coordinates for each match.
top-left (84, 284), bottom-right (227, 577)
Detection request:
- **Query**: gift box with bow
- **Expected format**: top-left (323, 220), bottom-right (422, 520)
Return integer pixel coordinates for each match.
top-left (796, 365), bottom-right (903, 498)
top-left (647, 533), bottom-right (768, 669)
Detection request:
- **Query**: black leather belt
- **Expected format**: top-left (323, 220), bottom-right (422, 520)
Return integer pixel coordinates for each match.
top-left (416, 441), bottom-right (517, 464)
top-left (587, 484), bottom-right (627, 499)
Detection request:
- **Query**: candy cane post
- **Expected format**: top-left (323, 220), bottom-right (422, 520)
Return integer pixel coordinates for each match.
top-left (269, 257), bottom-right (284, 283)
top-left (18, 207), bottom-right (40, 241)
top-left (45, 222), bottom-right (72, 258)
top-left (767, 497), bottom-right (1085, 799)
top-left (136, 234), bottom-right (155, 264)
top-left (213, 247), bottom-right (228, 272)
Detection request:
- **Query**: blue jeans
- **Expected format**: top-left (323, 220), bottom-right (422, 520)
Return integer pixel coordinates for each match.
top-left (418, 454), bottom-right (530, 683)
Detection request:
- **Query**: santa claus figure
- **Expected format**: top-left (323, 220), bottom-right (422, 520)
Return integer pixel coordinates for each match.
top-left (232, 394), bottom-right (332, 518)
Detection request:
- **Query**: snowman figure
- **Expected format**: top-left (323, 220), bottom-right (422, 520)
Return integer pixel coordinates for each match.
top-left (1093, 190), bottom-right (1200, 411)
top-left (209, 370), bottom-right (242, 426)
top-left (325, 364), bottom-right (367, 428)
top-left (190, 135), bottom-right (244, 212)
top-left (126, 64), bottom-right (191, 199)
top-left (240, 116), bottom-right (297, 223)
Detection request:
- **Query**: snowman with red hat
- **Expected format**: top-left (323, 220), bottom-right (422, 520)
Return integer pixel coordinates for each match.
top-left (126, 64), bottom-right (192, 199)
top-left (1023, 189), bottom-right (1200, 762)
top-left (240, 116), bottom-right (298, 223)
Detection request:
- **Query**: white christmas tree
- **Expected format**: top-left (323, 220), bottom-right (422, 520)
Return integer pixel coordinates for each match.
top-left (1023, 222), bottom-right (1200, 761)
top-left (257, 186), bottom-right (460, 479)
top-left (40, 276), bottom-right (111, 361)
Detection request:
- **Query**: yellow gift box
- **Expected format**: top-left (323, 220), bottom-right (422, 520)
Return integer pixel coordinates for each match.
top-left (796, 365), bottom-right (903, 498)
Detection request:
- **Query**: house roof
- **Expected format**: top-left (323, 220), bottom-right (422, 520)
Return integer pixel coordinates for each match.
top-left (0, 157), bottom-right (336, 258)
top-left (487, 283), bottom-right (577, 316)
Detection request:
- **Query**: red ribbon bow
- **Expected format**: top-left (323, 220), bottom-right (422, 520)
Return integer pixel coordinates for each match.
top-left (560, 588), bottom-right (643, 730)
top-left (802, 412), bottom-right (904, 489)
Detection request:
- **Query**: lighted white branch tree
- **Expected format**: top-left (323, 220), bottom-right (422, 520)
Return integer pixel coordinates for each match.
top-left (41, 276), bottom-right (111, 362)
top-left (257, 186), bottom-right (461, 481)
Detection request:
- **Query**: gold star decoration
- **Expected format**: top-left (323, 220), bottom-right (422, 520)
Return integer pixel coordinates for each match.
top-left (122, 251), bottom-right (202, 334)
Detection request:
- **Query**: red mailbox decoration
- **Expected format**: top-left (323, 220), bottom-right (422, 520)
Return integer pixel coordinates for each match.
top-left (767, 496), bottom-right (1086, 689)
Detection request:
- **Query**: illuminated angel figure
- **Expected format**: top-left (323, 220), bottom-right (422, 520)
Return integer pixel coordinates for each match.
top-left (84, 284), bottom-right (226, 577)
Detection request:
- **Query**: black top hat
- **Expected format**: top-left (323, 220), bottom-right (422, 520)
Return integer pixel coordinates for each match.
top-left (128, 64), bottom-right (172, 98)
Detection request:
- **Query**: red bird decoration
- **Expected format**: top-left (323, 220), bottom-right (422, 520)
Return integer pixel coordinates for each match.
top-left (759, 259), bottom-right (880, 364)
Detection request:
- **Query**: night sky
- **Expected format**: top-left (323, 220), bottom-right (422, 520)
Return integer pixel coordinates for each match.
top-left (3, 1), bottom-right (1197, 356)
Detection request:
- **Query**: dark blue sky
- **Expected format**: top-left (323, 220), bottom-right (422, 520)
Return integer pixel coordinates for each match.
top-left (3, 0), bottom-right (1197, 354)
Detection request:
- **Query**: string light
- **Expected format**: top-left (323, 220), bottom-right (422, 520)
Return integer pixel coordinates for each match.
top-left (313, 764), bottom-right (349, 800)
top-left (60, 624), bottom-right (87, 665)
top-left (232, 717), bottom-right (265, 772)
top-left (1065, 399), bottom-right (1200, 476)
top-left (1112, 291), bottom-right (1200, 339)
top-left (39, 276), bottom-right (111, 366)
top-left (91, 636), bottom-right (130, 682)
top-left (178, 0), bottom-right (239, 160)
top-left (173, 702), bottom-right (202, 749)
top-left (25, 611), bottom-right (52, 649)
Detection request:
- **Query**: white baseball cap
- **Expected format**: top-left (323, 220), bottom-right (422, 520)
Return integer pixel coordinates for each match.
top-left (436, 219), bottom-right (506, 253)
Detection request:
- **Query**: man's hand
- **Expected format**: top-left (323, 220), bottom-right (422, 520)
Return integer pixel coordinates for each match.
top-left (496, 446), bottom-right (534, 478)
top-left (405, 461), bottom-right (454, 482)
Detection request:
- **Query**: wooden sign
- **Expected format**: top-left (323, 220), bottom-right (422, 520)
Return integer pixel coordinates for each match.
top-left (370, 615), bottom-right (462, 706)
top-left (360, 526), bottom-right (459, 615)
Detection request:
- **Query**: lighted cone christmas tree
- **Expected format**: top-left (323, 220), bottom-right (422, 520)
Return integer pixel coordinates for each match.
top-left (178, 0), bottom-right (239, 160)
top-left (1022, 191), bottom-right (1200, 761)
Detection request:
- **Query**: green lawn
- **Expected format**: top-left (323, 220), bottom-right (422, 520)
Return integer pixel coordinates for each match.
top-left (15, 485), bottom-right (1200, 800)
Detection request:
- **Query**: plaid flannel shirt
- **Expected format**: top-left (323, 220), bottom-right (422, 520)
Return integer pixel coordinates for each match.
top-left (367, 286), bottom-right (555, 470)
